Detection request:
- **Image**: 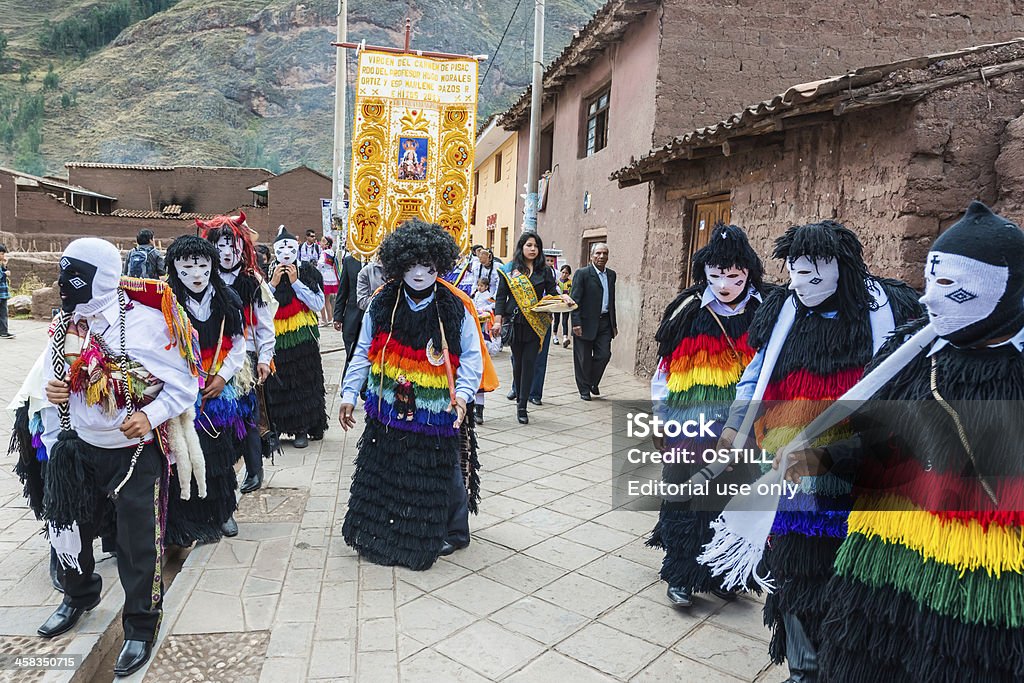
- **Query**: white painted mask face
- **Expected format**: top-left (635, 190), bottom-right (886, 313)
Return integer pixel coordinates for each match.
top-left (274, 238), bottom-right (299, 265)
top-left (217, 234), bottom-right (241, 270)
top-left (403, 263), bottom-right (437, 292)
top-left (705, 265), bottom-right (748, 304)
top-left (919, 250), bottom-right (1007, 338)
top-left (787, 255), bottom-right (840, 308)
top-left (176, 256), bottom-right (212, 294)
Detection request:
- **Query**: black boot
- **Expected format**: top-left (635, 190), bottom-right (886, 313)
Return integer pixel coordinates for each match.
top-left (113, 639), bottom-right (153, 677)
top-left (474, 404), bottom-right (484, 425)
top-left (221, 516), bottom-right (238, 537)
top-left (240, 469), bottom-right (263, 494)
top-left (293, 433), bottom-right (309, 449)
top-left (667, 585), bottom-right (692, 608)
top-left (49, 549), bottom-right (64, 593)
top-left (517, 409), bottom-right (529, 425)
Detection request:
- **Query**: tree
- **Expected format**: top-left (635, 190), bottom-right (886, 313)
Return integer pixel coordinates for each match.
top-left (43, 66), bottom-right (59, 91)
top-left (0, 30), bottom-right (8, 66)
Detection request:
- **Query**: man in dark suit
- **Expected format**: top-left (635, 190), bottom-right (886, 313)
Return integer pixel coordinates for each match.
top-left (333, 250), bottom-right (364, 379)
top-left (570, 243), bottom-right (616, 400)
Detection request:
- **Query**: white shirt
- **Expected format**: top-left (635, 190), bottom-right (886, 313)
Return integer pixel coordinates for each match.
top-left (470, 259), bottom-right (499, 296)
top-left (596, 267), bottom-right (609, 314)
top-left (183, 287), bottom-right (247, 383)
top-left (222, 269), bottom-right (276, 365)
top-left (40, 298), bottom-right (199, 452)
top-left (927, 323), bottom-right (1024, 356)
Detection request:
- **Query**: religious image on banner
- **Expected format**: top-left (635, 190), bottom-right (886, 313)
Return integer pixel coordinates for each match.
top-left (347, 50), bottom-right (478, 258)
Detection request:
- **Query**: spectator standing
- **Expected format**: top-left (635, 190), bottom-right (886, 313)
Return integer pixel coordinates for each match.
top-left (0, 244), bottom-right (11, 339)
top-left (355, 255), bottom-right (386, 312)
top-left (492, 233), bottom-right (572, 424)
top-left (318, 236), bottom-right (340, 325)
top-left (553, 264), bottom-right (573, 347)
top-left (122, 229), bottom-right (166, 279)
top-left (333, 249), bottom-right (364, 379)
top-left (298, 229), bottom-right (322, 266)
top-left (571, 243), bottom-right (617, 400)
top-left (470, 248), bottom-right (499, 296)
top-left (254, 244), bottom-right (272, 279)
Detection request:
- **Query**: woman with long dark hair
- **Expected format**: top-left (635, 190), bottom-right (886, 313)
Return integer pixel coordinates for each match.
top-left (491, 232), bottom-right (573, 424)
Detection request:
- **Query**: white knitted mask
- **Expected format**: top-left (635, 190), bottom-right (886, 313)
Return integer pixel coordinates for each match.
top-left (787, 256), bottom-right (839, 308)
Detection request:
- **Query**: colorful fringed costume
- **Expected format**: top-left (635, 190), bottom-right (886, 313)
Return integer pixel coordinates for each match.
top-left (264, 262), bottom-right (328, 439)
top-left (342, 279), bottom-right (468, 570)
top-left (647, 284), bottom-right (760, 594)
top-left (745, 279), bottom-right (921, 664)
top-left (817, 320), bottom-right (1024, 682)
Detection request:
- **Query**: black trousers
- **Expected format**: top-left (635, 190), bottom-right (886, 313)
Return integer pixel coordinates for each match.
top-left (243, 352), bottom-right (264, 476)
top-left (553, 312), bottom-right (570, 336)
top-left (447, 452), bottom-right (470, 546)
top-left (509, 323), bottom-right (542, 413)
top-left (342, 328), bottom-right (359, 381)
top-left (0, 298), bottom-right (8, 336)
top-left (59, 442), bottom-right (163, 642)
top-left (573, 315), bottom-right (613, 395)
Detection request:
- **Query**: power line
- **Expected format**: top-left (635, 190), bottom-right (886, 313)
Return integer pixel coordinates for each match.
top-left (480, 0), bottom-right (527, 87)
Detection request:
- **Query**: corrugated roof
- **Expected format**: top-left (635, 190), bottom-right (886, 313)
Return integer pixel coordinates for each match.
top-left (612, 38), bottom-right (1024, 186)
top-left (112, 208), bottom-right (216, 220)
top-left (0, 165), bottom-right (117, 200)
top-left (498, 0), bottom-right (659, 131)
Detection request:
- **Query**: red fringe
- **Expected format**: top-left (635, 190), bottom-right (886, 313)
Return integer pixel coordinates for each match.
top-left (368, 333), bottom-right (462, 371)
top-left (274, 298), bottom-right (308, 320)
top-left (762, 366), bottom-right (864, 401)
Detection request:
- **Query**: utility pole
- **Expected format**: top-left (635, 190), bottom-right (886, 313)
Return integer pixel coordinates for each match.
top-left (521, 0), bottom-right (544, 234)
top-left (331, 0), bottom-right (348, 239)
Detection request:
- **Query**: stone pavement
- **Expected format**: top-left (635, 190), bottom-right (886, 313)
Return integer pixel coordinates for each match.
top-left (0, 319), bottom-right (785, 682)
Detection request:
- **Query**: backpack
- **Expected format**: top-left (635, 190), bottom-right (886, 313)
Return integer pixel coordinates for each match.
top-left (126, 247), bottom-right (155, 278)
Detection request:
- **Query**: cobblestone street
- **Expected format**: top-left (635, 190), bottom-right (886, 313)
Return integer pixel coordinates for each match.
top-left (0, 321), bottom-right (782, 682)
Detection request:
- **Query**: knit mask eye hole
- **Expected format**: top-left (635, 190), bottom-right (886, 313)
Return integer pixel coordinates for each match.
top-left (935, 277), bottom-right (955, 286)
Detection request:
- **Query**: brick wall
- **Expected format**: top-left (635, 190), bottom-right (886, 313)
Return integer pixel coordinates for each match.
top-left (654, 0), bottom-right (1024, 145)
top-left (67, 166), bottom-right (274, 214)
top-left (636, 74), bottom-right (1024, 374)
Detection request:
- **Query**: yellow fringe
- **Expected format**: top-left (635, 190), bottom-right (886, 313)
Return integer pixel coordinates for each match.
top-left (370, 359), bottom-right (450, 390)
top-left (274, 310), bottom-right (319, 336)
top-left (666, 364), bottom-right (745, 393)
top-left (850, 496), bottom-right (1024, 577)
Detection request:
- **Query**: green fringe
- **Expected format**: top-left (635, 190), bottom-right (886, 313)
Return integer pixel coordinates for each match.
top-left (837, 532), bottom-right (1024, 628)
top-left (276, 325), bottom-right (319, 350)
top-left (666, 383), bottom-right (739, 405)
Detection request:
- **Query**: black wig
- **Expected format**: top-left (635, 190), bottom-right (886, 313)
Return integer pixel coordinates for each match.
top-left (773, 220), bottom-right (872, 313)
top-left (377, 219), bottom-right (460, 281)
top-left (166, 235), bottom-right (243, 339)
top-left (691, 223), bottom-right (765, 293)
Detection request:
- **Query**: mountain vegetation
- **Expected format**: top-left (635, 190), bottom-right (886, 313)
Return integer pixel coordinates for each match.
top-left (0, 0), bottom-right (601, 176)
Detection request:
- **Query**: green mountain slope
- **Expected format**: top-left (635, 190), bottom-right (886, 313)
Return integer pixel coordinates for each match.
top-left (0, 0), bottom-right (600, 175)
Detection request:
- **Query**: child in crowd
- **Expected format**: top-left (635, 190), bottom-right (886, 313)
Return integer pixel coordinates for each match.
top-left (472, 277), bottom-right (499, 424)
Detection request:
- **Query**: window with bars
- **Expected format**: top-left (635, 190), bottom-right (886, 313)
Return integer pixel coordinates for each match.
top-left (582, 87), bottom-right (610, 157)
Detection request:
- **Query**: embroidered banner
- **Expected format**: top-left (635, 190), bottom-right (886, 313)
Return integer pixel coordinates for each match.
top-left (347, 50), bottom-right (478, 258)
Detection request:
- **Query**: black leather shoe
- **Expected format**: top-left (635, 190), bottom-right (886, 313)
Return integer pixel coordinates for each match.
top-left (240, 470), bottom-right (263, 494)
top-left (113, 639), bottom-right (152, 677)
top-left (506, 389), bottom-right (517, 401)
top-left (517, 410), bottom-right (529, 425)
top-left (710, 586), bottom-right (738, 601)
top-left (474, 405), bottom-right (484, 425)
top-left (293, 433), bottom-right (309, 449)
top-left (439, 541), bottom-right (456, 556)
top-left (528, 397), bottom-right (543, 406)
top-left (590, 386), bottom-right (601, 396)
top-left (37, 596), bottom-right (100, 638)
top-left (221, 516), bottom-right (238, 537)
top-left (667, 585), bottom-right (692, 608)
top-left (579, 393), bottom-right (592, 401)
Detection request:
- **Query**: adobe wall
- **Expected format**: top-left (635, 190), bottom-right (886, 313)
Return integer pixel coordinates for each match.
top-left (67, 166), bottom-right (274, 214)
top-left (654, 0), bottom-right (1024, 146)
top-left (636, 74), bottom-right (1024, 375)
top-left (267, 168), bottom-right (332, 237)
top-left (514, 9), bottom-right (660, 374)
